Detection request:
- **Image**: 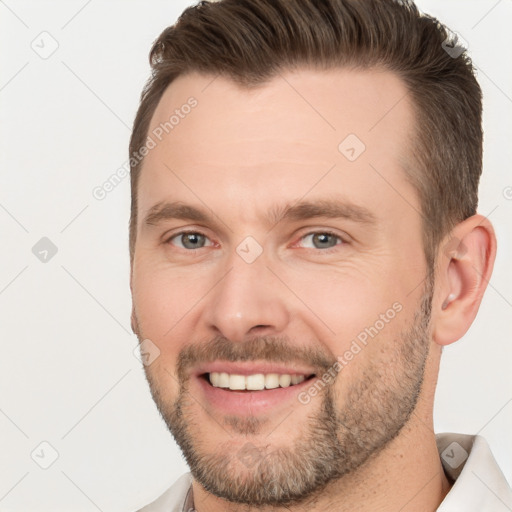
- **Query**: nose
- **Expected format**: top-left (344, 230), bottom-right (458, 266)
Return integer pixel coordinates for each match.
top-left (202, 245), bottom-right (290, 343)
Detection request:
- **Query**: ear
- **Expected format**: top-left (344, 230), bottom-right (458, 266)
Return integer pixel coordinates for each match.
top-left (432, 214), bottom-right (497, 346)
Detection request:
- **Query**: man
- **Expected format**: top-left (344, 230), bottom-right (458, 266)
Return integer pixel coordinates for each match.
top-left (129, 0), bottom-right (512, 510)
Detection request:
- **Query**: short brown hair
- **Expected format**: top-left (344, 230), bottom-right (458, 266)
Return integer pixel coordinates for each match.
top-left (129, 0), bottom-right (482, 269)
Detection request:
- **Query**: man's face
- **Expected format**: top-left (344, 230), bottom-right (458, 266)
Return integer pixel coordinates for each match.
top-left (131, 68), bottom-right (433, 505)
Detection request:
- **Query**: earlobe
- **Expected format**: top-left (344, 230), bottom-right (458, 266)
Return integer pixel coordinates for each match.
top-left (432, 215), bottom-right (496, 346)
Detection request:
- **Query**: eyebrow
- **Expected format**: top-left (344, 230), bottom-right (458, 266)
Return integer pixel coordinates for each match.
top-left (142, 198), bottom-right (377, 231)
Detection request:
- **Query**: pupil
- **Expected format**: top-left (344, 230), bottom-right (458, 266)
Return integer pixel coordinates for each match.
top-left (184, 233), bottom-right (203, 249)
top-left (314, 233), bottom-right (335, 248)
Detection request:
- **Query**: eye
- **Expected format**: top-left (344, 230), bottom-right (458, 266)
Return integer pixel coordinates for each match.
top-left (296, 231), bottom-right (344, 252)
top-left (164, 230), bottom-right (345, 253)
top-left (166, 231), bottom-right (213, 250)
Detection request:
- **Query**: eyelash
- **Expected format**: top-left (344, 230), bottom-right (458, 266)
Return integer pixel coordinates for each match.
top-left (164, 229), bottom-right (345, 254)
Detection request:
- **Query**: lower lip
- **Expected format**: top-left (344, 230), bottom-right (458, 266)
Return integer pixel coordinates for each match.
top-left (195, 375), bottom-right (316, 416)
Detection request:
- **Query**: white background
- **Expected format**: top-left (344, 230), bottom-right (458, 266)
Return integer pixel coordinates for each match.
top-left (0, 1), bottom-right (511, 510)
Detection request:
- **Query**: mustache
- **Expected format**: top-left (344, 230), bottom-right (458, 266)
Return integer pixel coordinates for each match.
top-left (176, 335), bottom-right (337, 382)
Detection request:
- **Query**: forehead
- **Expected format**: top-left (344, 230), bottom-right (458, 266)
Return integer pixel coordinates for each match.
top-left (137, 67), bottom-right (417, 226)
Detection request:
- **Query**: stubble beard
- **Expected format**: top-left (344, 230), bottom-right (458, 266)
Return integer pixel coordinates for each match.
top-left (138, 282), bottom-right (433, 506)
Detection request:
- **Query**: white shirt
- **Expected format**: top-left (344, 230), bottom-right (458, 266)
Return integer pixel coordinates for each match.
top-left (137, 433), bottom-right (512, 511)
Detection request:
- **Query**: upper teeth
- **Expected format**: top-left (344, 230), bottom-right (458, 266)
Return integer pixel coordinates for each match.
top-left (209, 372), bottom-right (306, 390)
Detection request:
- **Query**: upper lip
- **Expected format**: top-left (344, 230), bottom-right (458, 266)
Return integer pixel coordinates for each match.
top-left (193, 361), bottom-right (317, 377)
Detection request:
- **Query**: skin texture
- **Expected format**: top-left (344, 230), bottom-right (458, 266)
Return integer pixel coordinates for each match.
top-left (130, 68), bottom-right (496, 511)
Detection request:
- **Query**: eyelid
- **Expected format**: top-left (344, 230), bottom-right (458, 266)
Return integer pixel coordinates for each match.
top-left (165, 229), bottom-right (215, 249)
top-left (291, 229), bottom-right (347, 251)
top-left (164, 227), bottom-right (349, 252)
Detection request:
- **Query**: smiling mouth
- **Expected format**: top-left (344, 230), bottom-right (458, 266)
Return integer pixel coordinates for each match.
top-left (201, 372), bottom-right (316, 391)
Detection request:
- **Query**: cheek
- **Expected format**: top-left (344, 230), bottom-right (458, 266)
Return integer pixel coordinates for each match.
top-left (132, 262), bottom-right (214, 362)
top-left (132, 269), bottom-right (205, 399)
top-left (287, 264), bottom-right (405, 347)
